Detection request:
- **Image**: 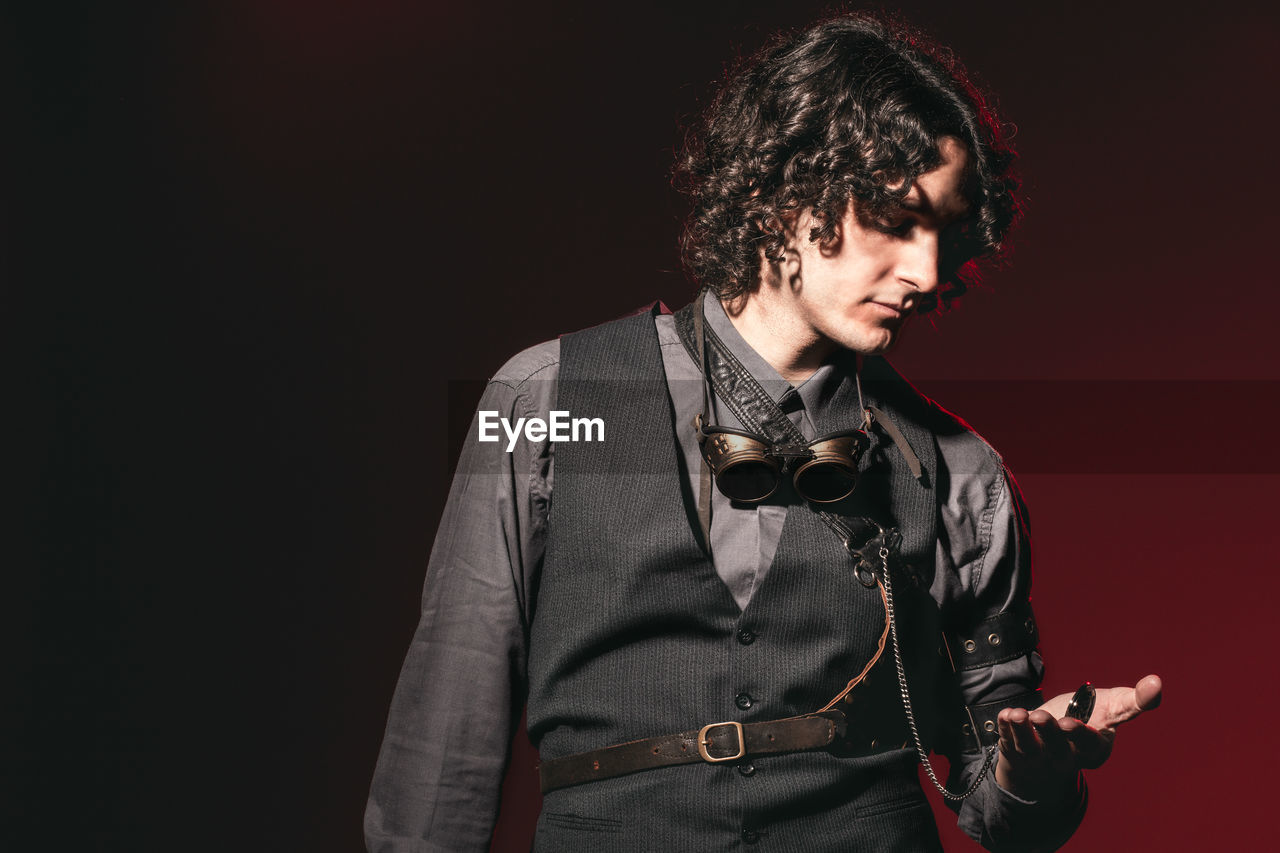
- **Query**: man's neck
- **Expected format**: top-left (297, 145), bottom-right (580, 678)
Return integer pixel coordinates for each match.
top-left (719, 290), bottom-right (838, 384)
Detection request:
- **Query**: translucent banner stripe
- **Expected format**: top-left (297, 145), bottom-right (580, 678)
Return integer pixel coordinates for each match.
top-left (447, 380), bottom-right (1280, 475)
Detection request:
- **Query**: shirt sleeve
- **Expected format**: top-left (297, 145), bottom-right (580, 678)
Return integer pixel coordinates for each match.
top-left (364, 343), bottom-right (559, 853)
top-left (932, 436), bottom-right (1087, 852)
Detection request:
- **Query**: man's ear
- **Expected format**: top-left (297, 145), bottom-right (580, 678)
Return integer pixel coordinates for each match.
top-left (764, 208), bottom-right (810, 291)
top-left (752, 209), bottom-right (797, 296)
top-left (809, 203), bottom-right (852, 259)
top-left (770, 207), bottom-right (806, 251)
top-left (753, 206), bottom-right (800, 267)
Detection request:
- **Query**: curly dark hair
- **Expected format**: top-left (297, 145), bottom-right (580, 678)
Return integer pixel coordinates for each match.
top-left (675, 12), bottom-right (1021, 308)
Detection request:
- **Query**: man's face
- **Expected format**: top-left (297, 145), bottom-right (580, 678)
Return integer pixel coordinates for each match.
top-left (784, 136), bottom-right (972, 356)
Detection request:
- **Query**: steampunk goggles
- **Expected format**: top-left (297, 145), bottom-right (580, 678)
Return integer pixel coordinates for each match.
top-left (695, 417), bottom-right (869, 504)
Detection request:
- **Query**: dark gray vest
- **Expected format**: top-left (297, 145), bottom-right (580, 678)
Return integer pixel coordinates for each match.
top-left (527, 310), bottom-right (951, 852)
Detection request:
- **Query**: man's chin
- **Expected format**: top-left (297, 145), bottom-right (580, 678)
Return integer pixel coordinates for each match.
top-left (866, 320), bottom-right (913, 356)
top-left (848, 332), bottom-right (898, 357)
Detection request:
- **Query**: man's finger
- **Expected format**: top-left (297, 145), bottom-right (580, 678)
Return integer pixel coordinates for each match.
top-left (1059, 717), bottom-right (1113, 769)
top-left (1029, 710), bottom-right (1071, 767)
top-left (1003, 706), bottom-right (1044, 753)
top-left (999, 708), bottom-right (1041, 757)
top-left (1095, 674), bottom-right (1163, 729)
top-left (1134, 674), bottom-right (1163, 711)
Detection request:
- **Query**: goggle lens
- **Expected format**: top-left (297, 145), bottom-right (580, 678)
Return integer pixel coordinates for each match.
top-left (716, 459), bottom-right (781, 503)
top-left (793, 461), bottom-right (857, 503)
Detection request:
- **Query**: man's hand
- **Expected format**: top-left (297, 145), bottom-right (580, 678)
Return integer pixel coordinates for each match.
top-left (993, 674), bottom-right (1163, 801)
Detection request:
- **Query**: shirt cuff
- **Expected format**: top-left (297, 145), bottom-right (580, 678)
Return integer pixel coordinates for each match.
top-left (978, 771), bottom-right (1088, 853)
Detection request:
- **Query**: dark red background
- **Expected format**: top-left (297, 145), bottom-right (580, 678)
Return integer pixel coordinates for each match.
top-left (13, 1), bottom-right (1277, 851)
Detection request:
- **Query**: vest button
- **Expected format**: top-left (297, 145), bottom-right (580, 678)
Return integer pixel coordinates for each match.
top-left (738, 762), bottom-right (756, 777)
top-left (735, 693), bottom-right (754, 710)
top-left (737, 628), bottom-right (756, 645)
top-left (742, 829), bottom-right (760, 844)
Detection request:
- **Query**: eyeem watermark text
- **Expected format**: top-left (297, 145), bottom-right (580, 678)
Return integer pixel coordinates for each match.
top-left (478, 411), bottom-right (604, 452)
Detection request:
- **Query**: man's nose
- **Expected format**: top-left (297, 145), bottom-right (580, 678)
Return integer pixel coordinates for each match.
top-left (898, 230), bottom-right (940, 294)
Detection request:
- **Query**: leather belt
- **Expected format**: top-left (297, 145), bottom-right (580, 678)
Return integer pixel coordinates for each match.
top-left (538, 710), bottom-right (849, 794)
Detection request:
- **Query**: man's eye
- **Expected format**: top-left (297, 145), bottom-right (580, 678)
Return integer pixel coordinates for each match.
top-left (877, 216), bottom-right (913, 236)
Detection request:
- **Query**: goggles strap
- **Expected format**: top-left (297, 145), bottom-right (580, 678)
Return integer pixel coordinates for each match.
top-left (696, 429), bottom-right (714, 556)
top-left (678, 291), bottom-right (807, 445)
top-left (867, 405), bottom-right (923, 482)
top-left (690, 289), bottom-right (718, 434)
top-left (690, 292), bottom-right (715, 553)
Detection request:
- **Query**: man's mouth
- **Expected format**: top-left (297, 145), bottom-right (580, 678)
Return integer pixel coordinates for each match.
top-left (869, 301), bottom-right (908, 319)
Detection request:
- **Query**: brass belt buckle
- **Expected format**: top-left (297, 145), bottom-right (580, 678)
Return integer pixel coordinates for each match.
top-left (697, 721), bottom-right (745, 763)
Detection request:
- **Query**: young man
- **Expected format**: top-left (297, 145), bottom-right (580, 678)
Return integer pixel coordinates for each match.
top-left (366, 14), bottom-right (1161, 852)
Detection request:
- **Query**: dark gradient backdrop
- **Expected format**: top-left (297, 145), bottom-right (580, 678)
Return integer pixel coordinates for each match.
top-left (13, 1), bottom-right (1279, 851)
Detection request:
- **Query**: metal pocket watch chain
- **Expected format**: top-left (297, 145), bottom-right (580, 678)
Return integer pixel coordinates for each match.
top-left (862, 533), bottom-right (999, 802)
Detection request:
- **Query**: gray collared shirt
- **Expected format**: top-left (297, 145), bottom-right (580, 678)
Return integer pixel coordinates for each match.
top-left (365, 299), bottom-right (1085, 852)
